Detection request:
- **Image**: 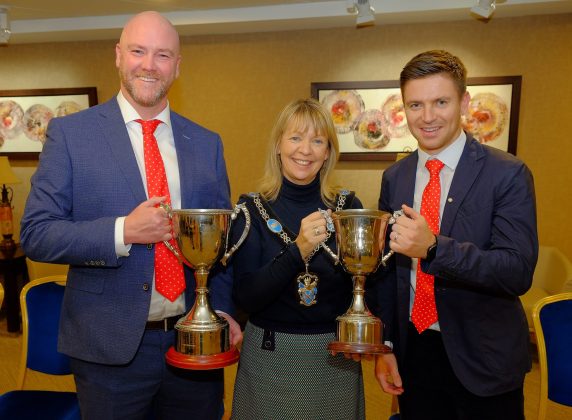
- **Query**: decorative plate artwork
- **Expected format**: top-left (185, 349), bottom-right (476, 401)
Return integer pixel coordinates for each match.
top-left (353, 109), bottom-right (390, 150)
top-left (0, 100), bottom-right (25, 141)
top-left (462, 92), bottom-right (508, 143)
top-left (321, 90), bottom-right (365, 134)
top-left (381, 94), bottom-right (409, 138)
top-left (23, 104), bottom-right (54, 143)
top-left (55, 100), bottom-right (83, 117)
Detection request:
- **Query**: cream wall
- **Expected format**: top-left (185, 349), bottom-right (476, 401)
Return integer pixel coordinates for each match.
top-left (1, 14), bottom-right (571, 260)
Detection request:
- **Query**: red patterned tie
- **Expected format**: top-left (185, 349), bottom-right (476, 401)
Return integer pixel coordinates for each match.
top-left (136, 119), bottom-right (185, 302)
top-left (411, 159), bottom-right (444, 333)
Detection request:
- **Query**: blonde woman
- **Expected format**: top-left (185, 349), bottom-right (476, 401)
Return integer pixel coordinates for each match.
top-left (230, 98), bottom-right (365, 419)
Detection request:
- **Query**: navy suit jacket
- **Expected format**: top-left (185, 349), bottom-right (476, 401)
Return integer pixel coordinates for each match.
top-left (21, 97), bottom-right (234, 365)
top-left (376, 134), bottom-right (538, 397)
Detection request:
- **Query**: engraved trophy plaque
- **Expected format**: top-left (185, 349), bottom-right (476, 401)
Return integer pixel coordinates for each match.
top-left (327, 209), bottom-right (396, 354)
top-left (162, 204), bottom-right (250, 369)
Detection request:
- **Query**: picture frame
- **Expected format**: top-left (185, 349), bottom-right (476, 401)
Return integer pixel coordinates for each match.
top-left (311, 76), bottom-right (521, 161)
top-left (0, 87), bottom-right (98, 159)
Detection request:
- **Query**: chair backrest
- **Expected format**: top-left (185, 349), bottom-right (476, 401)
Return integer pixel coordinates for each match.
top-left (17, 275), bottom-right (71, 389)
top-left (0, 281), bottom-right (4, 310)
top-left (25, 258), bottom-right (69, 281)
top-left (532, 246), bottom-right (572, 295)
top-left (532, 292), bottom-right (572, 420)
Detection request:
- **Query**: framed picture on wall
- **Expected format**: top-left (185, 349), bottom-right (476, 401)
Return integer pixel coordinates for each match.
top-left (0, 87), bottom-right (98, 159)
top-left (311, 76), bottom-right (521, 161)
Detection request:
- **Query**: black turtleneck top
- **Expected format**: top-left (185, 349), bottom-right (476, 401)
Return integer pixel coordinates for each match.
top-left (231, 177), bottom-right (362, 334)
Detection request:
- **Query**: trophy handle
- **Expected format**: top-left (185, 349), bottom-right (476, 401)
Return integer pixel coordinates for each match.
top-left (221, 203), bottom-right (251, 266)
top-left (380, 250), bottom-right (395, 267)
top-left (159, 202), bottom-right (189, 266)
top-left (380, 210), bottom-right (403, 267)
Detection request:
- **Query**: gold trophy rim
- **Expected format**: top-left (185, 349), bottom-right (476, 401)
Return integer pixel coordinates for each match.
top-left (333, 208), bottom-right (389, 217)
top-left (170, 208), bottom-right (235, 215)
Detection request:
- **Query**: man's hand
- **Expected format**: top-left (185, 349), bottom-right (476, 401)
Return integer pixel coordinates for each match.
top-left (389, 204), bottom-right (435, 259)
top-left (375, 353), bottom-right (404, 395)
top-left (124, 196), bottom-right (171, 245)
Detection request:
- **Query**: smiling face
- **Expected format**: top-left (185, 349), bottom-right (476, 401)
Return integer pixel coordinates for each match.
top-left (402, 73), bottom-right (470, 155)
top-left (115, 12), bottom-right (181, 119)
top-left (278, 118), bottom-right (330, 185)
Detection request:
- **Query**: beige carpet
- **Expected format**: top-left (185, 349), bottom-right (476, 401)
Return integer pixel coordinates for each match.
top-left (1, 321), bottom-right (571, 419)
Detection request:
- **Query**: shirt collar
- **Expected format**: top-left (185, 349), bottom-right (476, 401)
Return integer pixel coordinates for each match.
top-left (116, 91), bottom-right (171, 128)
top-left (417, 130), bottom-right (466, 171)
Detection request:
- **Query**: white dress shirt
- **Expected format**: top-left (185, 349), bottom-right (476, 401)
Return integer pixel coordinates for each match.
top-left (114, 91), bottom-right (185, 320)
top-left (408, 130), bottom-right (466, 331)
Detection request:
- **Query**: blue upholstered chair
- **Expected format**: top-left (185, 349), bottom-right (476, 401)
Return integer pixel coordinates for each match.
top-left (25, 257), bottom-right (69, 281)
top-left (532, 292), bottom-right (572, 420)
top-left (0, 275), bottom-right (80, 419)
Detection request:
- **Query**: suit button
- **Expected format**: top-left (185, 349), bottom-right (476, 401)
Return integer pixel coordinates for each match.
top-left (143, 283), bottom-right (150, 291)
top-left (147, 243), bottom-right (153, 250)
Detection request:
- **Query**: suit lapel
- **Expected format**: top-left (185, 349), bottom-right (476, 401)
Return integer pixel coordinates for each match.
top-left (97, 98), bottom-right (147, 203)
top-left (393, 153), bottom-right (418, 286)
top-left (393, 153), bottom-right (418, 210)
top-left (440, 137), bottom-right (485, 236)
top-left (171, 112), bottom-right (194, 208)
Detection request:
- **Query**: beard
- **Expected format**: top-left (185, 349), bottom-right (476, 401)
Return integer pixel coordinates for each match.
top-left (119, 68), bottom-right (171, 108)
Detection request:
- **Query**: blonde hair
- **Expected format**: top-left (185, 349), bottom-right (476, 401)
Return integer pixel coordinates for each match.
top-left (259, 98), bottom-right (340, 206)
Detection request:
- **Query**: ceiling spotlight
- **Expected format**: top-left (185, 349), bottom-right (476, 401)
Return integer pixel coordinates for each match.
top-left (0, 6), bottom-right (10, 44)
top-left (346, 0), bottom-right (375, 28)
top-left (471, 0), bottom-right (496, 19)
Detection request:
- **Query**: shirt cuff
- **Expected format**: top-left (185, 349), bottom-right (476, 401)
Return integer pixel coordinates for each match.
top-left (115, 217), bottom-right (131, 257)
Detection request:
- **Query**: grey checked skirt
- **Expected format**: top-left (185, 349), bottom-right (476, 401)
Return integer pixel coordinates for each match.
top-left (230, 322), bottom-right (365, 420)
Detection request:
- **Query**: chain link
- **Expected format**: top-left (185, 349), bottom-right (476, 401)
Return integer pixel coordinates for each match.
top-left (335, 193), bottom-right (346, 212)
top-left (251, 192), bottom-right (346, 264)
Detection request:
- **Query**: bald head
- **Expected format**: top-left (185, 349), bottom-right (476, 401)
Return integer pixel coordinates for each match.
top-left (116, 11), bottom-right (181, 119)
top-left (120, 11), bottom-right (180, 55)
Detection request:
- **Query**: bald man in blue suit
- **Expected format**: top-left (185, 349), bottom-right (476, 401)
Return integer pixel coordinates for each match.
top-left (21, 11), bottom-right (241, 420)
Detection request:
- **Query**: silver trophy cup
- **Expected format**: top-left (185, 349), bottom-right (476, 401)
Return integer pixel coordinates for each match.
top-left (328, 209), bottom-right (394, 354)
top-left (162, 204), bottom-right (250, 369)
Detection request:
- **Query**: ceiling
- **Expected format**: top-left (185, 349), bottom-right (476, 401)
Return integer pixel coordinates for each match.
top-left (2, 0), bottom-right (572, 45)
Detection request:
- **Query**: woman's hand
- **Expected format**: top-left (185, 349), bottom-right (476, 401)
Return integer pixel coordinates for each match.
top-left (295, 210), bottom-right (330, 260)
top-left (216, 311), bottom-right (243, 347)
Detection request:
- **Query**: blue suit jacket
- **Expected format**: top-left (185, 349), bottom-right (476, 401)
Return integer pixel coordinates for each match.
top-left (376, 134), bottom-right (538, 397)
top-left (21, 97), bottom-right (234, 365)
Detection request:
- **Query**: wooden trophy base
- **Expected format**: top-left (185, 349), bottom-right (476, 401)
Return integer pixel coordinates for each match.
top-left (165, 346), bottom-right (240, 370)
top-left (328, 341), bottom-right (392, 354)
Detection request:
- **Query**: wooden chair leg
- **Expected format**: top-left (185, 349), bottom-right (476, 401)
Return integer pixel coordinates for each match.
top-left (390, 394), bottom-right (399, 413)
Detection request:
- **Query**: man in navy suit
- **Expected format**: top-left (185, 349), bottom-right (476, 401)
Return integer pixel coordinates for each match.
top-left (20, 11), bottom-right (241, 420)
top-left (374, 50), bottom-right (538, 419)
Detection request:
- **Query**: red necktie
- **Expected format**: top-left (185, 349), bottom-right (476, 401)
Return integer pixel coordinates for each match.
top-left (411, 159), bottom-right (444, 333)
top-left (136, 119), bottom-right (185, 302)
